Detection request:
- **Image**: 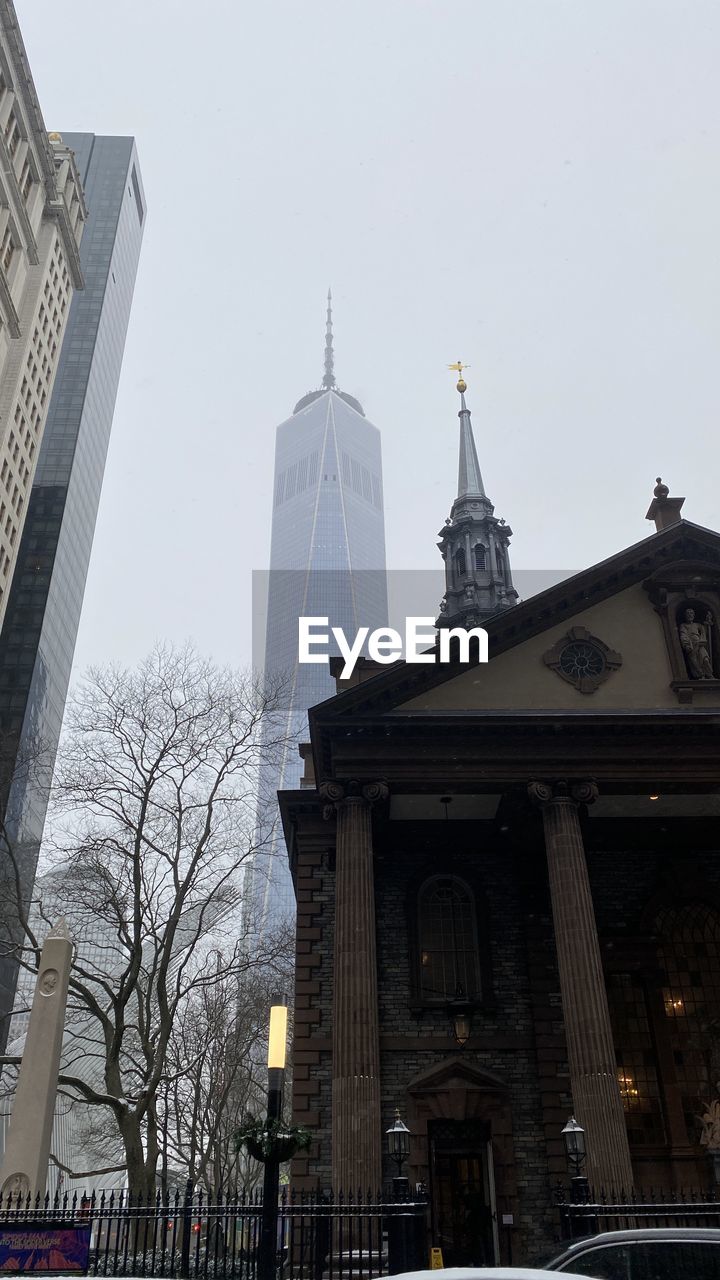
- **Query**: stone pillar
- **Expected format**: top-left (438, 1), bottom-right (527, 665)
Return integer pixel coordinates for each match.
top-left (0, 920), bottom-right (73, 1201)
top-left (528, 781), bottom-right (634, 1192)
top-left (322, 781), bottom-right (387, 1194)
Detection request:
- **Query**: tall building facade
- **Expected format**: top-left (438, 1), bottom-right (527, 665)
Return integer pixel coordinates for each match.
top-left (0, 3), bottom-right (87, 624)
top-left (252, 295), bottom-right (388, 928)
top-left (0, 134), bottom-right (146, 1047)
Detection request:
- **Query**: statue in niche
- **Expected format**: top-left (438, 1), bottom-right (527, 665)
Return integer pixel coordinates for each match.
top-left (679, 607), bottom-right (714, 679)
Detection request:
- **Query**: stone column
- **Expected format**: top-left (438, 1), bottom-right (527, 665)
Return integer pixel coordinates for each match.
top-left (528, 780), bottom-right (634, 1192)
top-left (322, 780), bottom-right (387, 1194)
top-left (0, 920), bottom-right (73, 1201)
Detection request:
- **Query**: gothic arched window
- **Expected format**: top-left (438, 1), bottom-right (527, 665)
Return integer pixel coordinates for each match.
top-left (656, 902), bottom-right (720, 1143)
top-left (454, 548), bottom-right (466, 581)
top-left (473, 543), bottom-right (486, 571)
top-left (418, 876), bottom-right (481, 1003)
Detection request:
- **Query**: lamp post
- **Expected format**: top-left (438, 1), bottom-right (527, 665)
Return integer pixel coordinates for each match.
top-left (561, 1116), bottom-right (589, 1204)
top-left (385, 1110), bottom-right (416, 1274)
top-left (386, 1109), bottom-right (411, 1194)
top-left (258, 995), bottom-right (289, 1280)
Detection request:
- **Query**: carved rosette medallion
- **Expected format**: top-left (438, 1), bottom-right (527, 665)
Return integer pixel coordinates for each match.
top-left (543, 626), bottom-right (622, 694)
top-left (38, 968), bottom-right (59, 997)
top-left (1, 1172), bottom-right (30, 1202)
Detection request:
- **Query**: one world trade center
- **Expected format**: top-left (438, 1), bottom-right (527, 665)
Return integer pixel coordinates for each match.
top-left (251, 295), bottom-right (388, 932)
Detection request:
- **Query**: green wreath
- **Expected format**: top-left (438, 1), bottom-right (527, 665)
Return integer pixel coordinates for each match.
top-left (235, 1117), bottom-right (313, 1163)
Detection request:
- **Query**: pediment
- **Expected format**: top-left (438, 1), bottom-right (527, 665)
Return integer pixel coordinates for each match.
top-left (397, 581), bottom-right (718, 712)
top-left (309, 521), bottom-right (720, 726)
top-left (406, 1056), bottom-right (508, 1096)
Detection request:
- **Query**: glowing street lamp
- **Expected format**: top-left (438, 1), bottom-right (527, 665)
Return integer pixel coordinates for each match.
top-left (258, 995), bottom-right (289, 1280)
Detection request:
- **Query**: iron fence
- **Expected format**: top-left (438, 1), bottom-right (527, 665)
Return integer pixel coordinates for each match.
top-left (556, 1184), bottom-right (720, 1239)
top-left (0, 1185), bottom-right (428, 1279)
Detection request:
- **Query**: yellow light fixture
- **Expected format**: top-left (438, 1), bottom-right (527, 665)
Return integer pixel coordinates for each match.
top-left (267, 1002), bottom-right (289, 1070)
top-left (649, 794), bottom-right (660, 801)
top-left (617, 1071), bottom-right (639, 1099)
top-left (453, 1012), bottom-right (471, 1048)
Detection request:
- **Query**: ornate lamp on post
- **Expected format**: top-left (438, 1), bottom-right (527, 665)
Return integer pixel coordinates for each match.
top-left (386, 1109), bottom-right (411, 1193)
top-left (258, 995), bottom-right (289, 1280)
top-left (386, 1110), bottom-right (420, 1275)
top-left (561, 1116), bottom-right (589, 1204)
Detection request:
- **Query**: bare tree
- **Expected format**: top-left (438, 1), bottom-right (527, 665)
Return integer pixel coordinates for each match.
top-left (158, 959), bottom-right (292, 1193)
top-left (0, 644), bottom-right (294, 1197)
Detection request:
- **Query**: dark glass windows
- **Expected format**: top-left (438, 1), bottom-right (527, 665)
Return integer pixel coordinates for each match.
top-left (656, 902), bottom-right (720, 1143)
top-left (418, 876), bottom-right (481, 1002)
top-left (607, 972), bottom-right (665, 1146)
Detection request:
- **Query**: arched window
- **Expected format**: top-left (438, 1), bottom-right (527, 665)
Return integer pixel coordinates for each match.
top-left (656, 902), bottom-right (720, 1142)
top-left (454, 548), bottom-right (466, 581)
top-left (473, 543), bottom-right (486, 571)
top-left (418, 876), bottom-right (481, 1002)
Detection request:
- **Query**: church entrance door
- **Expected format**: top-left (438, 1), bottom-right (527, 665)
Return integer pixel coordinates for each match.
top-left (428, 1119), bottom-right (498, 1266)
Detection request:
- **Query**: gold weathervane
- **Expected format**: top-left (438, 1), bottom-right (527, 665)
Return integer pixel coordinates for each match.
top-left (448, 361), bottom-right (469, 393)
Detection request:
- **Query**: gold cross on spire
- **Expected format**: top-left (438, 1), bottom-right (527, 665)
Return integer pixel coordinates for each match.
top-left (448, 361), bottom-right (469, 393)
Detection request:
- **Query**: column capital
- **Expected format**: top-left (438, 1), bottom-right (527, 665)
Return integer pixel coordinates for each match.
top-left (527, 778), bottom-right (598, 809)
top-left (319, 779), bottom-right (389, 819)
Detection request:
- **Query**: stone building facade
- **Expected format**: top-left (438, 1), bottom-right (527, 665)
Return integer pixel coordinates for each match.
top-left (0, 2), bottom-right (86, 625)
top-left (280, 490), bottom-right (720, 1265)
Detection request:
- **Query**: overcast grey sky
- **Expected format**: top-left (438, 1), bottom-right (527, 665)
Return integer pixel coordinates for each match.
top-left (16, 0), bottom-right (720, 675)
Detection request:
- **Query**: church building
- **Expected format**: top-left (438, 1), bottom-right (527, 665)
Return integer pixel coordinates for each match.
top-left (279, 374), bottom-right (720, 1265)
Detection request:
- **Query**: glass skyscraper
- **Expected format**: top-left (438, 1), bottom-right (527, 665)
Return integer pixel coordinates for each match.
top-left (252, 296), bottom-right (388, 928)
top-left (0, 135), bottom-right (145, 1048)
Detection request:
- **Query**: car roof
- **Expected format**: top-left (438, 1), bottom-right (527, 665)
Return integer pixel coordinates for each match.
top-left (561, 1227), bottom-right (720, 1250)
top-left (377, 1270), bottom-right (595, 1280)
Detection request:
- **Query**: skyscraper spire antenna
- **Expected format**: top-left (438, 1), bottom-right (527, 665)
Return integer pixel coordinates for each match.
top-left (293, 291), bottom-right (364, 415)
top-left (322, 288), bottom-right (336, 390)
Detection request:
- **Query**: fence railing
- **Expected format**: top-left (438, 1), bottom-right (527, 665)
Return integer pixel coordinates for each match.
top-left (556, 1184), bottom-right (720, 1239)
top-left (0, 1185), bottom-right (428, 1278)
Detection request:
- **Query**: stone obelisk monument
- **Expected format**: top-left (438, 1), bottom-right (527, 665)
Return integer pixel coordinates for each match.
top-left (0, 920), bottom-right (73, 1201)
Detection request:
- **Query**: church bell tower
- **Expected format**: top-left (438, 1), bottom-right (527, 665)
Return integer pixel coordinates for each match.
top-left (437, 366), bottom-right (517, 628)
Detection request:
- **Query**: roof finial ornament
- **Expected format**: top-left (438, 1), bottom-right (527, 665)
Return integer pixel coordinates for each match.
top-left (646, 475), bottom-right (685, 532)
top-left (322, 287), bottom-right (336, 390)
top-left (447, 360), bottom-right (484, 500)
top-left (448, 360), bottom-right (470, 394)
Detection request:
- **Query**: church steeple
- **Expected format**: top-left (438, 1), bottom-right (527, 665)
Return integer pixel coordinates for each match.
top-left (457, 384), bottom-right (486, 499)
top-left (437, 366), bottom-right (517, 629)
